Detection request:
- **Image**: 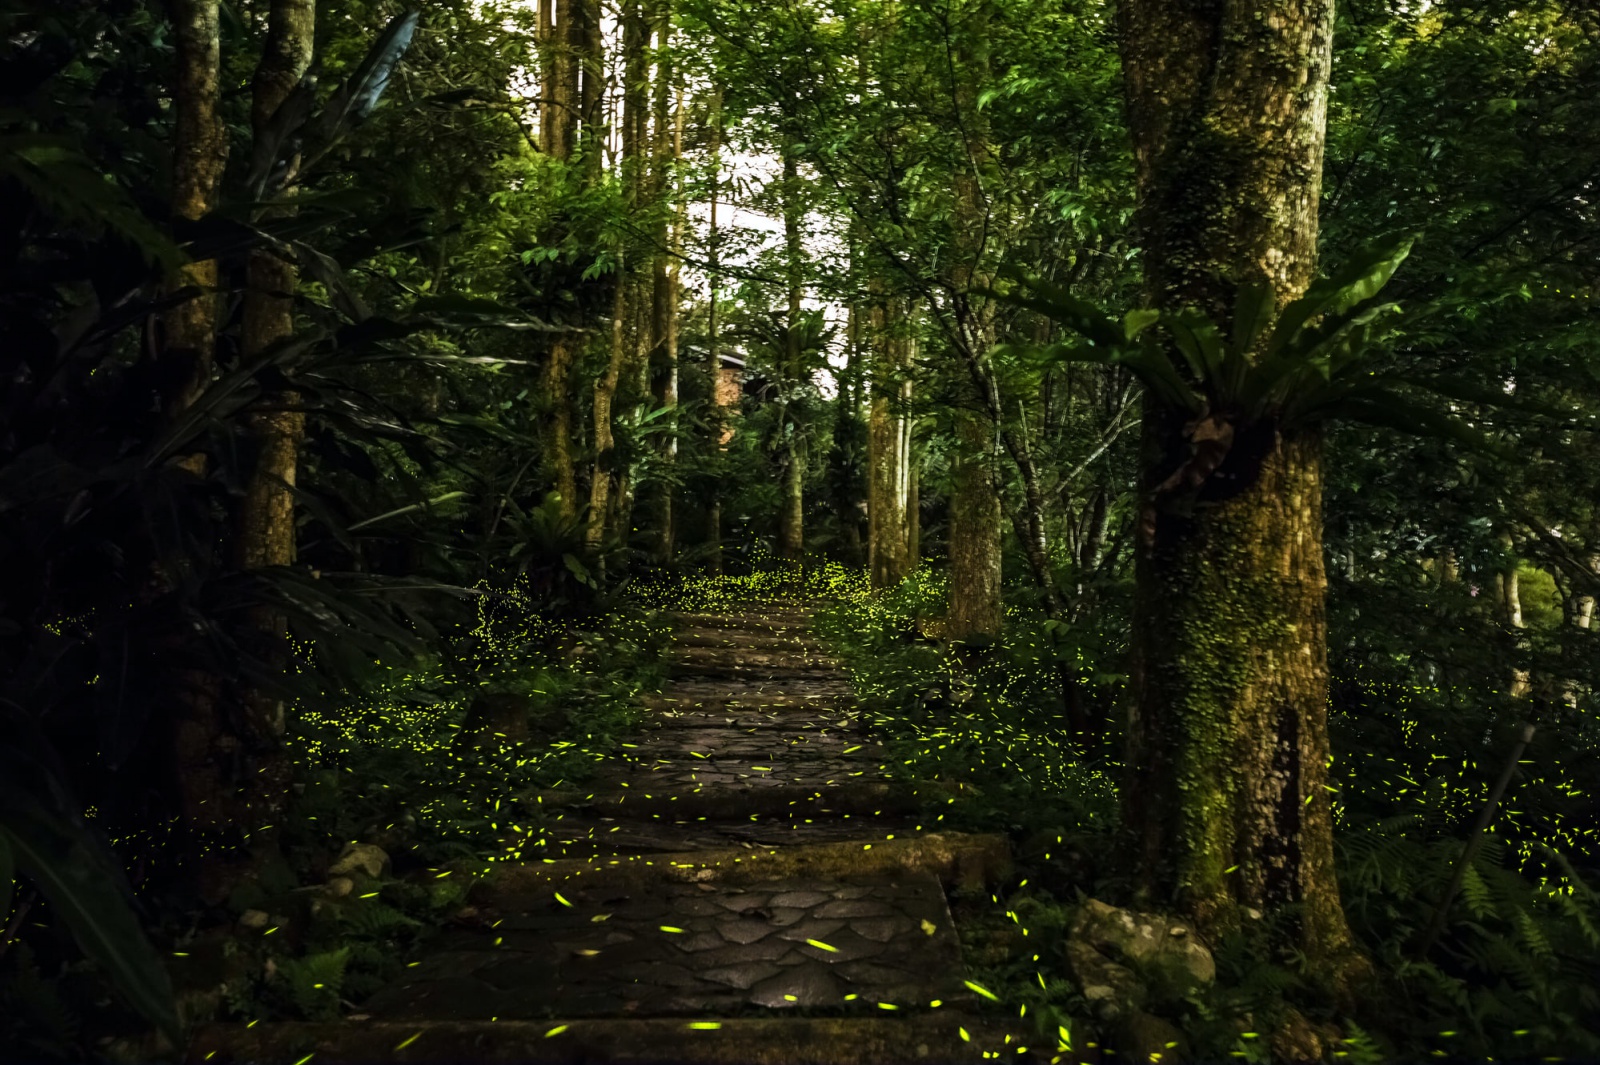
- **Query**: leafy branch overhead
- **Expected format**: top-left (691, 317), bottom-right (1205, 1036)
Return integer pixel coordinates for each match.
top-left (989, 234), bottom-right (1518, 454)
top-left (246, 11), bottom-right (422, 199)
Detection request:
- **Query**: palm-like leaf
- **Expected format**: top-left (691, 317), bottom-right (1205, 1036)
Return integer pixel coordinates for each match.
top-left (986, 235), bottom-right (1502, 451)
top-left (0, 750), bottom-right (179, 1044)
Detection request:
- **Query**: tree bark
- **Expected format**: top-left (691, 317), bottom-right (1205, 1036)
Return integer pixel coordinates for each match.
top-left (775, 144), bottom-right (806, 562)
top-left (541, 0), bottom-right (595, 522)
top-left (165, 0), bottom-right (227, 420)
top-left (162, 0), bottom-right (229, 835)
top-left (1119, 0), bottom-right (1360, 977)
top-left (947, 408), bottom-right (1002, 642)
top-left (546, 0), bottom-right (579, 161)
top-left (705, 88), bottom-right (725, 574)
top-left (537, 0), bottom-right (555, 152)
top-left (867, 291), bottom-right (912, 588)
top-left (587, 0), bottom-right (647, 549)
top-left (232, 0), bottom-right (315, 836)
top-left (648, 4), bottom-right (680, 563)
top-left (944, 72), bottom-right (1003, 641)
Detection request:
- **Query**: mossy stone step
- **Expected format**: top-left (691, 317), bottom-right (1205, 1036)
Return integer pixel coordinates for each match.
top-left (186, 1015), bottom-right (1016, 1064)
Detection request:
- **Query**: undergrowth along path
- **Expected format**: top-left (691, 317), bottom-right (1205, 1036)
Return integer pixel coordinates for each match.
top-left (187, 600), bottom-right (1020, 1063)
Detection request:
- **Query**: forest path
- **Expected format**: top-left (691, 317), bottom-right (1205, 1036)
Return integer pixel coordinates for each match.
top-left (187, 601), bottom-right (1017, 1063)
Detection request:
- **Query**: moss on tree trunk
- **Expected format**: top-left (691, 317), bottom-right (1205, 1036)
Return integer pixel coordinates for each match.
top-left (1126, 422), bottom-right (1349, 961)
top-left (1118, 0), bottom-right (1363, 978)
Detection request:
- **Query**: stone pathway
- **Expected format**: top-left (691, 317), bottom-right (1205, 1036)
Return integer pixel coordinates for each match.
top-left (187, 601), bottom-right (1018, 1063)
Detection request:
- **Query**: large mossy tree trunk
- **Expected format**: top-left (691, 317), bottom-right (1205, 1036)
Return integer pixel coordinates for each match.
top-left (1118, 0), bottom-right (1362, 978)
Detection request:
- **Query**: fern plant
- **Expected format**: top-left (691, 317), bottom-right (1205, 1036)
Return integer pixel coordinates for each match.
top-left (988, 235), bottom-right (1531, 457)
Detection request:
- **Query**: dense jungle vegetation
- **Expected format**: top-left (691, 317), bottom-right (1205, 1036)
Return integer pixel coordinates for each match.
top-left (2, 0), bottom-right (1600, 1061)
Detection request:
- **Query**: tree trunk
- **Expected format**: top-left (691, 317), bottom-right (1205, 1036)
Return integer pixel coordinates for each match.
top-left (232, 0), bottom-right (315, 838)
top-left (947, 408), bottom-right (1002, 642)
top-left (165, 0), bottom-right (227, 421)
top-left (944, 82), bottom-right (1003, 641)
top-left (546, 0), bottom-right (579, 161)
top-left (1498, 531), bottom-right (1532, 698)
top-left (578, 0), bottom-right (604, 182)
top-left (705, 88), bottom-right (725, 574)
top-left (544, 337), bottom-right (579, 520)
top-left (586, 0), bottom-right (647, 548)
top-left (867, 292), bottom-right (912, 588)
top-left (162, 0), bottom-right (229, 835)
top-left (541, 0), bottom-right (596, 523)
top-left (537, 0), bottom-right (555, 152)
top-left (648, 4), bottom-right (679, 563)
top-left (775, 145), bottom-right (805, 562)
top-left (1119, 0), bottom-right (1360, 979)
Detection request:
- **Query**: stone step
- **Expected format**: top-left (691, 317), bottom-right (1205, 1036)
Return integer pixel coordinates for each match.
top-left (469, 831), bottom-right (1011, 906)
top-left (668, 612), bottom-right (816, 634)
top-left (668, 663), bottom-right (843, 684)
top-left (673, 643), bottom-right (834, 662)
top-left (536, 813), bottom-right (921, 856)
top-left (638, 707), bottom-right (863, 732)
top-left (640, 691), bottom-right (857, 712)
top-left (674, 629), bottom-right (825, 653)
top-left (186, 1015), bottom-right (1015, 1064)
top-left (365, 870), bottom-right (966, 1021)
top-left (525, 780), bottom-right (971, 821)
top-left (661, 680), bottom-right (857, 703)
top-left (601, 716), bottom-right (876, 757)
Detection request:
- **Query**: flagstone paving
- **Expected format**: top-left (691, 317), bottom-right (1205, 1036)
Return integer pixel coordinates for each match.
top-left (186, 601), bottom-right (1018, 1063)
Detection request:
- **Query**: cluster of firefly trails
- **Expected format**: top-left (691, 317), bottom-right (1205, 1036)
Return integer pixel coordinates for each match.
top-left (258, 562), bottom-right (1594, 1063)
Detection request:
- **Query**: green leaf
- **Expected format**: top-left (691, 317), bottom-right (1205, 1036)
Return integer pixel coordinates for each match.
top-left (1166, 309), bottom-right (1227, 385)
top-left (987, 267), bottom-right (1122, 349)
top-left (306, 12), bottom-right (422, 147)
top-left (0, 801), bottom-right (179, 1043)
top-left (1313, 389), bottom-right (1511, 458)
top-left (1118, 333), bottom-right (1203, 414)
top-left (1266, 234), bottom-right (1414, 358)
top-left (1123, 308), bottom-right (1161, 342)
top-left (1231, 280), bottom-right (1276, 354)
top-left (412, 294), bottom-right (567, 332)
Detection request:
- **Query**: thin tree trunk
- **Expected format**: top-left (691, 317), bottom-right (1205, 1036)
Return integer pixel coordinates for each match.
top-left (947, 408), bottom-right (1002, 642)
top-left (648, 4), bottom-right (679, 563)
top-left (546, 0), bottom-right (579, 160)
top-left (166, 0), bottom-right (227, 421)
top-left (537, 0), bottom-right (555, 151)
top-left (1499, 531), bottom-right (1532, 698)
top-left (944, 61), bottom-right (1003, 641)
top-left (233, 0), bottom-right (315, 836)
top-left (776, 144), bottom-right (805, 562)
top-left (586, 0), bottom-right (647, 548)
top-left (867, 290), bottom-right (912, 588)
top-left (704, 88), bottom-right (725, 574)
top-left (1119, 0), bottom-right (1361, 985)
top-left (541, 0), bottom-right (595, 522)
top-left (163, 0), bottom-right (229, 834)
